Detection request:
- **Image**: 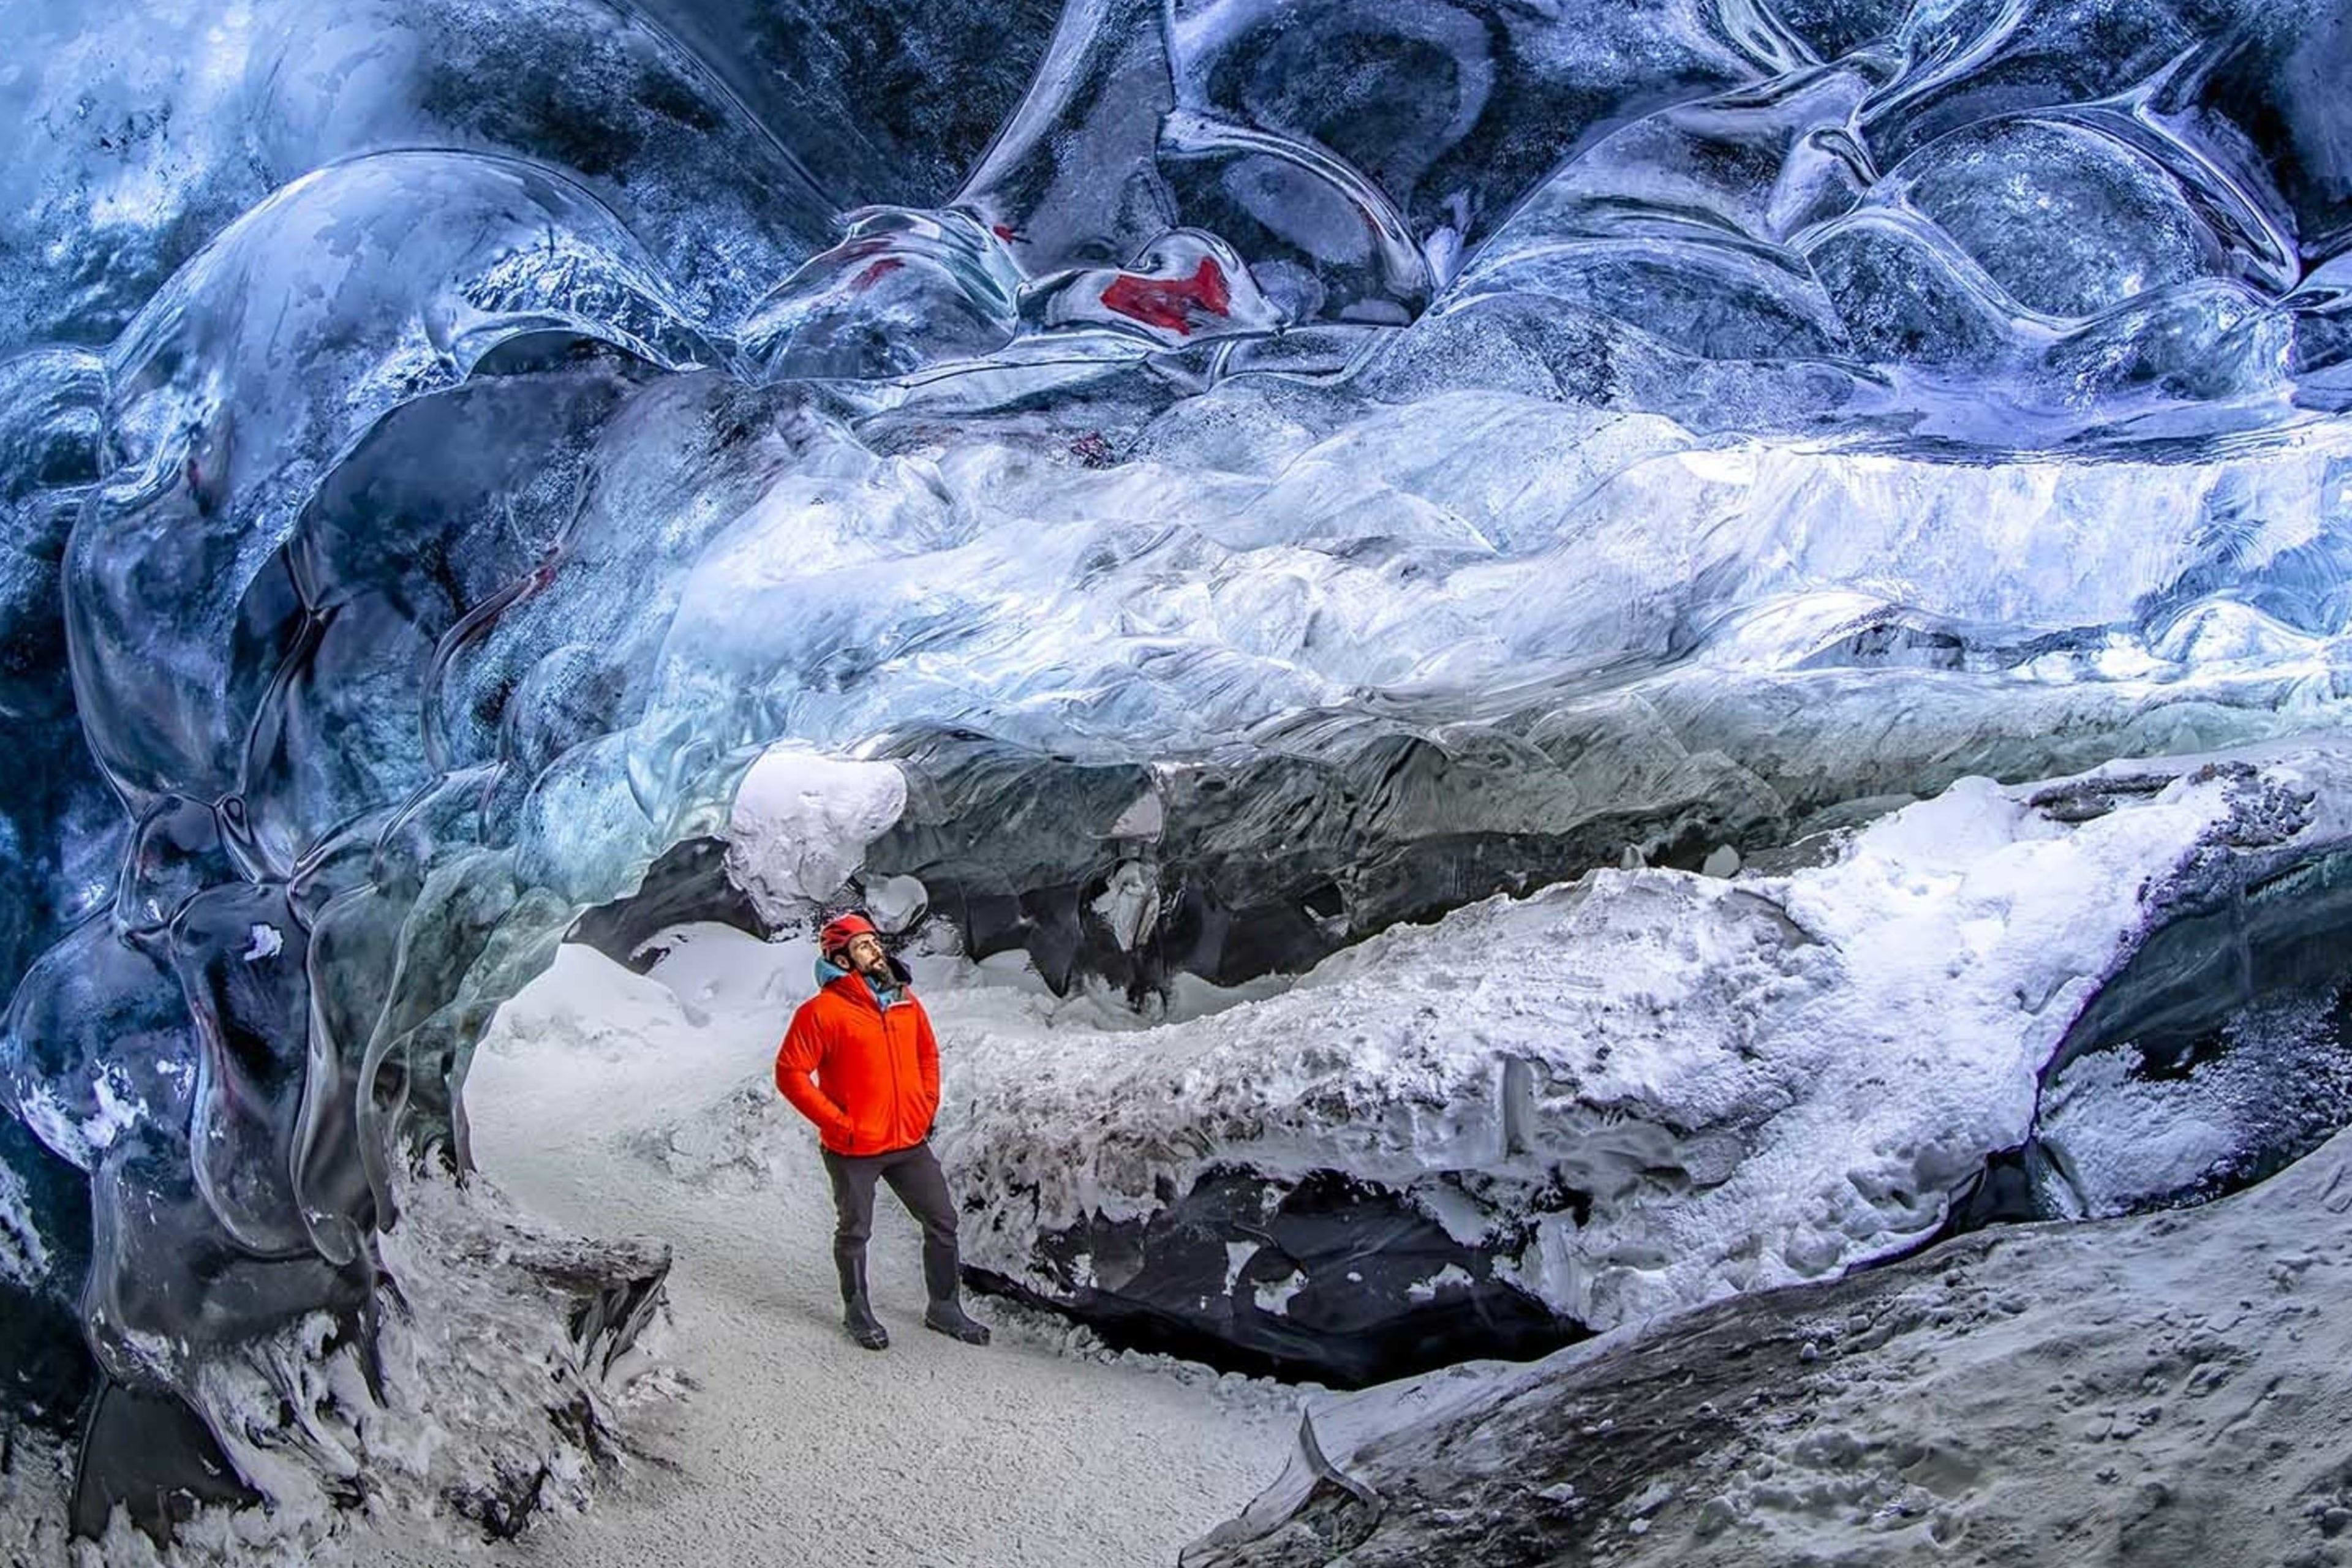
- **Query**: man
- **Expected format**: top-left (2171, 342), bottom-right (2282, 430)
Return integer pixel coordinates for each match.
top-left (774, 912), bottom-right (992, 1351)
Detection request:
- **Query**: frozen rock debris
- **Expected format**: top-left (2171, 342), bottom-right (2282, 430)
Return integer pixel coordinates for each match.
top-left (4, 0), bottom-right (2352, 1550)
top-left (1183, 1120), bottom-right (2352, 1568)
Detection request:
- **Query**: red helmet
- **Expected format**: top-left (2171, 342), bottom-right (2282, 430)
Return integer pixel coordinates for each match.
top-left (818, 912), bottom-right (879, 956)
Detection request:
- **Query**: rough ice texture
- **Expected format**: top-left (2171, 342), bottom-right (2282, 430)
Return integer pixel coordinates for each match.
top-left (0, 1158), bottom-right (48, 1288)
top-left (0, 0), bottom-right (836, 354)
top-left (9, 0), bottom-right (2352, 1536)
top-left (723, 748), bottom-right (909, 925)
top-left (938, 742), bottom-right (2352, 1336)
top-left (0, 1172), bottom-right (669, 1566)
top-left (1185, 1124), bottom-right (2352, 1567)
top-left (2038, 985), bottom-right (2352, 1219)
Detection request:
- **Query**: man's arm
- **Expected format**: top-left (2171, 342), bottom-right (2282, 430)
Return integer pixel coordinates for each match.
top-left (775, 1005), bottom-right (854, 1145)
top-left (915, 1003), bottom-right (942, 1120)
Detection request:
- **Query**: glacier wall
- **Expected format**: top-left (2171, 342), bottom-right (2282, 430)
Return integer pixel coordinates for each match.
top-left (4, 0), bottom-right (2352, 1536)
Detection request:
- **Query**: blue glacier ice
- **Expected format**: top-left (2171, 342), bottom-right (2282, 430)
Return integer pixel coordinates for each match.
top-left (5, 0), bottom-right (2352, 1540)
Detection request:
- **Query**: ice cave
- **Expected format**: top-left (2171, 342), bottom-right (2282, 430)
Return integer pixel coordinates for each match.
top-left (5, 0), bottom-right (2352, 1561)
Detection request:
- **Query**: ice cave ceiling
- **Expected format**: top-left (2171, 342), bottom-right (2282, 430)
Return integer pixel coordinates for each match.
top-left (4, 0), bottom-right (2352, 1543)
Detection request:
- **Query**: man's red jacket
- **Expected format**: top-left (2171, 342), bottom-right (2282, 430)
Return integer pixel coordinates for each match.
top-left (774, 968), bottom-right (941, 1156)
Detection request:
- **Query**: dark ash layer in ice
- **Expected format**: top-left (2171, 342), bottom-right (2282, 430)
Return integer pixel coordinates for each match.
top-left (972, 1165), bottom-right (1582, 1387)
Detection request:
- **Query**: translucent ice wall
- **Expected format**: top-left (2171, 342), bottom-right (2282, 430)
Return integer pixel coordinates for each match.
top-left (4, 0), bottom-right (2352, 1531)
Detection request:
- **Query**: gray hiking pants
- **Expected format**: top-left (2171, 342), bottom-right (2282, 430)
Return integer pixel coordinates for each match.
top-left (821, 1139), bottom-right (961, 1306)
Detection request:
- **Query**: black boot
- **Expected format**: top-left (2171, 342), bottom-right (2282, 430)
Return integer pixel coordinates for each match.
top-left (921, 1237), bottom-right (990, 1346)
top-left (836, 1246), bottom-right (889, 1351)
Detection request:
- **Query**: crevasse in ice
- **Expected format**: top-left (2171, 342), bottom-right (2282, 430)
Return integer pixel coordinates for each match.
top-left (3, 0), bottom-right (2351, 1528)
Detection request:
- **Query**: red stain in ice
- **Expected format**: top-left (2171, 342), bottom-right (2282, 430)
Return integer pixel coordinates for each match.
top-left (992, 224), bottom-right (1020, 242)
top-left (518, 553), bottom-right (561, 600)
top-left (853, 257), bottom-right (905, 290)
top-left (1099, 258), bottom-right (1231, 336)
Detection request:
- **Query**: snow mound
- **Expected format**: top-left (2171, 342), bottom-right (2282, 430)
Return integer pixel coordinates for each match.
top-left (938, 742), bottom-right (2352, 1340)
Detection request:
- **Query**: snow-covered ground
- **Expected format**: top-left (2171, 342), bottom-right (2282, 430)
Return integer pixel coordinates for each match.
top-left (417, 929), bottom-right (1294, 1568)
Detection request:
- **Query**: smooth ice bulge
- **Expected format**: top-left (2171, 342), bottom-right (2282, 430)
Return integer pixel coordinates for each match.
top-left (5, 0), bottom-right (2352, 1539)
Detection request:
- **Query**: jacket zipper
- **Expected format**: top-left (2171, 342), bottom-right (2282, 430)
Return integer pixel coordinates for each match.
top-left (878, 982), bottom-right (902, 1152)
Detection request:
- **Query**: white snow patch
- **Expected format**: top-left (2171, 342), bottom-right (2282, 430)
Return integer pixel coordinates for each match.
top-left (1091, 859), bottom-right (1161, 952)
top-left (15, 1065), bottom-right (149, 1171)
top-left (1222, 1242), bottom-right (1256, 1295)
top-left (241, 922), bottom-right (284, 962)
top-left (723, 746), bottom-right (908, 924)
top-left (1109, 789), bottom-right (1165, 839)
top-left (16, 1087), bottom-right (88, 1170)
top-left (2040, 1049), bottom-right (2237, 1213)
top-left (1406, 1264), bottom-right (1475, 1303)
top-left (863, 872), bottom-right (929, 933)
top-left (0, 1159), bottom-right (50, 1287)
top-left (1253, 1270), bottom-right (1306, 1316)
top-left (85, 1068), bottom-right (148, 1156)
